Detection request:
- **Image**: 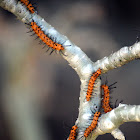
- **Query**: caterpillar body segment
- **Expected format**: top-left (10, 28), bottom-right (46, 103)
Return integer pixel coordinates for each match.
top-left (30, 21), bottom-right (64, 53)
top-left (101, 84), bottom-right (113, 113)
top-left (86, 68), bottom-right (101, 101)
top-left (68, 125), bottom-right (78, 140)
top-left (84, 112), bottom-right (101, 138)
top-left (20, 0), bottom-right (36, 13)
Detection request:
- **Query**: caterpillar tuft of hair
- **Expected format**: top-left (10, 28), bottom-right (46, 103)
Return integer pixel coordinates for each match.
top-left (29, 21), bottom-right (64, 54)
top-left (86, 68), bottom-right (101, 101)
top-left (19, 0), bottom-right (36, 14)
top-left (101, 82), bottom-right (117, 113)
top-left (68, 125), bottom-right (78, 140)
top-left (84, 112), bottom-right (101, 138)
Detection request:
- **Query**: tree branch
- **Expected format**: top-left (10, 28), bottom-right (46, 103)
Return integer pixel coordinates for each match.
top-left (88, 104), bottom-right (140, 140)
top-left (94, 42), bottom-right (140, 73)
top-left (0, 0), bottom-right (95, 79)
top-left (0, 1), bottom-right (140, 140)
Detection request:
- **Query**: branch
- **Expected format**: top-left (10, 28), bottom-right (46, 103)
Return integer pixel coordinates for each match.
top-left (88, 104), bottom-right (140, 140)
top-left (75, 40), bottom-right (140, 138)
top-left (0, 1), bottom-right (102, 138)
top-left (95, 42), bottom-right (140, 73)
top-left (1, 1), bottom-right (140, 140)
top-left (0, 0), bottom-right (95, 79)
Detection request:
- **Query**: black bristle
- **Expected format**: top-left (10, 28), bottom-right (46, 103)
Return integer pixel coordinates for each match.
top-left (30, 32), bottom-right (36, 36)
top-left (78, 136), bottom-right (84, 140)
top-left (46, 47), bottom-right (50, 52)
top-left (35, 36), bottom-right (39, 40)
top-left (108, 82), bottom-right (117, 88)
top-left (24, 23), bottom-right (30, 26)
top-left (133, 29), bottom-right (140, 43)
top-left (114, 99), bottom-right (123, 108)
top-left (119, 100), bottom-right (123, 104)
top-left (110, 103), bottom-right (114, 109)
top-left (114, 99), bottom-right (118, 108)
top-left (38, 40), bottom-right (43, 45)
top-left (59, 50), bottom-right (67, 56)
top-left (55, 50), bottom-right (57, 54)
top-left (26, 30), bottom-right (33, 33)
top-left (136, 36), bottom-right (139, 43)
top-left (50, 49), bottom-right (54, 55)
top-left (42, 45), bottom-right (46, 49)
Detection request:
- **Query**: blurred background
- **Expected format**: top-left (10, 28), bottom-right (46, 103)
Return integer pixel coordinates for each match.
top-left (0, 0), bottom-right (140, 140)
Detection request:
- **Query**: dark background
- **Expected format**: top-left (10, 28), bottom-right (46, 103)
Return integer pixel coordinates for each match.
top-left (0, 0), bottom-right (140, 140)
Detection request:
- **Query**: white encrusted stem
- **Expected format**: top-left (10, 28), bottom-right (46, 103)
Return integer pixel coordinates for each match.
top-left (0, 0), bottom-right (101, 137)
top-left (111, 129), bottom-right (125, 140)
top-left (0, 0), bottom-right (97, 79)
top-left (76, 78), bottom-right (101, 139)
top-left (0, 1), bottom-right (102, 139)
top-left (0, 0), bottom-right (101, 130)
top-left (90, 104), bottom-right (140, 140)
top-left (1, 1), bottom-right (140, 140)
top-left (95, 42), bottom-right (140, 73)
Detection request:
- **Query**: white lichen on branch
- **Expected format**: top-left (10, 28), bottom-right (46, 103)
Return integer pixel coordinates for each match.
top-left (88, 104), bottom-right (140, 140)
top-left (95, 42), bottom-right (140, 73)
top-left (0, 0), bottom-right (140, 140)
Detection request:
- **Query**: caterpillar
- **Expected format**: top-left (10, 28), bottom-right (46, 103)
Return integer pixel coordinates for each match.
top-left (86, 68), bottom-right (101, 101)
top-left (20, 0), bottom-right (36, 14)
top-left (84, 111), bottom-right (101, 138)
top-left (68, 125), bottom-right (78, 140)
top-left (101, 82), bottom-right (117, 113)
top-left (30, 21), bottom-right (64, 54)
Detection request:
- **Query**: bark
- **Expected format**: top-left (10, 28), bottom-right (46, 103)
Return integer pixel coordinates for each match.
top-left (0, 0), bottom-right (140, 140)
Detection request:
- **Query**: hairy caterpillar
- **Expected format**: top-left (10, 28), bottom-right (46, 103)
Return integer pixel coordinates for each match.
top-left (84, 112), bottom-right (101, 138)
top-left (86, 68), bottom-right (101, 101)
top-left (30, 21), bottom-right (65, 54)
top-left (101, 82), bottom-right (117, 113)
top-left (20, 0), bottom-right (36, 13)
top-left (68, 125), bottom-right (78, 140)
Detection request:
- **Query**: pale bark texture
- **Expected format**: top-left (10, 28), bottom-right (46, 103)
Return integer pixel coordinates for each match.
top-left (0, 0), bottom-right (140, 140)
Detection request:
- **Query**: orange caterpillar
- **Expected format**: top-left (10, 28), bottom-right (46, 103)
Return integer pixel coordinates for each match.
top-left (30, 22), bottom-right (64, 53)
top-left (68, 125), bottom-right (78, 140)
top-left (20, 0), bottom-right (35, 13)
top-left (101, 84), bottom-right (113, 113)
top-left (84, 112), bottom-right (100, 138)
top-left (86, 68), bottom-right (101, 101)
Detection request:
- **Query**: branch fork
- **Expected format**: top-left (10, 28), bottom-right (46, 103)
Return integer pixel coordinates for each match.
top-left (0, 0), bottom-right (140, 139)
